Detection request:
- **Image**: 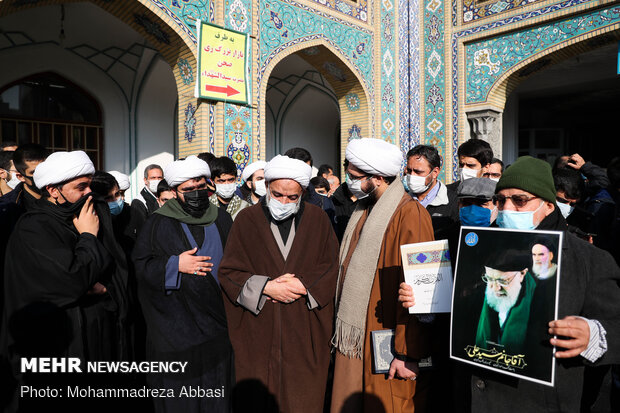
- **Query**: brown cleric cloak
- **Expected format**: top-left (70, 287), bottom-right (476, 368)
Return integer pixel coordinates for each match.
top-left (331, 194), bottom-right (436, 413)
top-left (219, 201), bottom-right (339, 413)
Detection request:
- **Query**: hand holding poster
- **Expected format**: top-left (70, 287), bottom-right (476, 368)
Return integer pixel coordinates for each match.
top-left (400, 240), bottom-right (453, 314)
top-left (450, 227), bottom-right (562, 386)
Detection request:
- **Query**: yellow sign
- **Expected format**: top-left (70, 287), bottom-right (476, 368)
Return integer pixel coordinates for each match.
top-left (196, 22), bottom-right (249, 105)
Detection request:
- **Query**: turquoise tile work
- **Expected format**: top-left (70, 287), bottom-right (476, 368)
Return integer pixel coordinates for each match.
top-left (258, 0), bottom-right (374, 93)
top-left (224, 0), bottom-right (253, 173)
top-left (423, 0), bottom-right (447, 181)
top-left (465, 4), bottom-right (620, 104)
top-left (381, 0), bottom-right (397, 144)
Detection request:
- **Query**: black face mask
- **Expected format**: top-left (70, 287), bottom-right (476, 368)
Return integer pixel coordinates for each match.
top-left (179, 189), bottom-right (211, 217)
top-left (24, 174), bottom-right (42, 196)
top-left (56, 191), bottom-right (92, 216)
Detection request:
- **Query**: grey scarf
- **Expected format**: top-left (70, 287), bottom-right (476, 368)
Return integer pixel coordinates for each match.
top-left (332, 180), bottom-right (405, 358)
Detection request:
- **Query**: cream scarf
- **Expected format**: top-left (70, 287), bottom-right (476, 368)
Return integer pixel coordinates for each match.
top-left (332, 180), bottom-right (405, 358)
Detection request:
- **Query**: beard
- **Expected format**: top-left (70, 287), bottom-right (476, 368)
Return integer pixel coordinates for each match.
top-left (532, 262), bottom-right (557, 279)
top-left (485, 281), bottom-right (522, 315)
top-left (532, 262), bottom-right (546, 277)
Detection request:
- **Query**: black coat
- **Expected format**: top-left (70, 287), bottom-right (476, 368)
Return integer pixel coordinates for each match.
top-left (331, 183), bottom-right (358, 242)
top-left (132, 207), bottom-right (234, 412)
top-left (1, 197), bottom-right (131, 411)
top-left (130, 188), bottom-right (160, 236)
top-left (470, 210), bottom-right (620, 413)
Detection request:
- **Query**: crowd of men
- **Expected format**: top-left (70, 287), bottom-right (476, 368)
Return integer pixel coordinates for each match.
top-left (0, 137), bottom-right (619, 413)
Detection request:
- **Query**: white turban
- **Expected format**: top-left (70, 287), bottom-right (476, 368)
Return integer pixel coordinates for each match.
top-left (108, 170), bottom-right (130, 191)
top-left (264, 155), bottom-right (312, 189)
top-left (241, 161), bottom-right (267, 182)
top-left (345, 138), bottom-right (403, 177)
top-left (34, 150), bottom-right (95, 189)
top-left (164, 155), bottom-right (211, 187)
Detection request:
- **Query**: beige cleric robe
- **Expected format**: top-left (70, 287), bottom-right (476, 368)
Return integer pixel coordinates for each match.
top-left (219, 201), bottom-right (339, 413)
top-left (331, 194), bottom-right (436, 413)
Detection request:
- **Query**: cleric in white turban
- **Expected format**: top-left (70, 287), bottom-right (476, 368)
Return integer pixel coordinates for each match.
top-left (3, 149), bottom-right (133, 412)
top-left (34, 150), bottom-right (95, 189)
top-left (242, 160), bottom-right (268, 205)
top-left (164, 155), bottom-right (211, 188)
top-left (331, 143), bottom-right (435, 413)
top-left (133, 155), bottom-right (235, 412)
top-left (264, 155), bottom-right (312, 189)
top-left (345, 138), bottom-right (403, 178)
top-left (242, 161), bottom-right (267, 182)
top-left (108, 170), bottom-right (130, 192)
top-left (219, 156), bottom-right (340, 413)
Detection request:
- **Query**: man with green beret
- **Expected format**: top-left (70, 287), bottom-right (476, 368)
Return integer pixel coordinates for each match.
top-left (469, 156), bottom-right (620, 412)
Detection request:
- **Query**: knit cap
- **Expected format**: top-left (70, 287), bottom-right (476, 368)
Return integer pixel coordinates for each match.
top-left (495, 156), bottom-right (556, 203)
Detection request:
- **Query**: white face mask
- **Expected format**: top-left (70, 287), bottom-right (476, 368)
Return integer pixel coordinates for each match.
top-left (459, 167), bottom-right (479, 181)
top-left (556, 201), bottom-right (574, 218)
top-left (148, 179), bottom-right (162, 193)
top-left (406, 173), bottom-right (432, 195)
top-left (347, 175), bottom-right (372, 200)
top-left (5, 171), bottom-right (20, 189)
top-left (216, 183), bottom-right (237, 199)
top-left (253, 179), bottom-right (266, 197)
top-left (489, 177), bottom-right (500, 183)
top-left (267, 192), bottom-right (300, 221)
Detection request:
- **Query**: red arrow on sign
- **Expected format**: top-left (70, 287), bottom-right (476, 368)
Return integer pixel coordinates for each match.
top-left (204, 84), bottom-right (240, 97)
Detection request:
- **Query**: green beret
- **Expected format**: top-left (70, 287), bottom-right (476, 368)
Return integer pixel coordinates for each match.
top-left (495, 156), bottom-right (556, 203)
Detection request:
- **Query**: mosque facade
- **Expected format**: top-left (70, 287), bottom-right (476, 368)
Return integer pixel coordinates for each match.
top-left (0, 0), bottom-right (618, 197)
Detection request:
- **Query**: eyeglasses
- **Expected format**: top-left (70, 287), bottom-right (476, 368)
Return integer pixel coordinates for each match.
top-left (493, 194), bottom-right (539, 208)
top-left (346, 173), bottom-right (371, 182)
top-left (481, 272), bottom-right (518, 287)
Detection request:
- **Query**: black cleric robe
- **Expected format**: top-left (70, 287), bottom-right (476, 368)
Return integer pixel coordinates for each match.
top-left (219, 200), bottom-right (340, 413)
top-left (132, 204), bottom-right (234, 413)
top-left (1, 196), bottom-right (130, 412)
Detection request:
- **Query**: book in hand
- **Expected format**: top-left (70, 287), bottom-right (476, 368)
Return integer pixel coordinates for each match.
top-left (400, 239), bottom-right (453, 314)
top-left (370, 329), bottom-right (432, 374)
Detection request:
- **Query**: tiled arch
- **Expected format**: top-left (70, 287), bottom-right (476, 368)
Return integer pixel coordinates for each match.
top-left (258, 38), bottom-right (371, 170)
top-left (484, 26), bottom-right (620, 110)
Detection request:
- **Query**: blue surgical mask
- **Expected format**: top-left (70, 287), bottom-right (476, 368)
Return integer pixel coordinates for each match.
top-left (459, 205), bottom-right (492, 227)
top-left (496, 200), bottom-right (544, 230)
top-left (108, 197), bottom-right (124, 216)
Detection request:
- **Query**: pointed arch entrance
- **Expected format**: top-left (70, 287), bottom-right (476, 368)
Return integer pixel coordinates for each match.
top-left (261, 41), bottom-right (370, 176)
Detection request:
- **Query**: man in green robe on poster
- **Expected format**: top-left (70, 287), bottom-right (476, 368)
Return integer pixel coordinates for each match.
top-left (475, 249), bottom-right (536, 355)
